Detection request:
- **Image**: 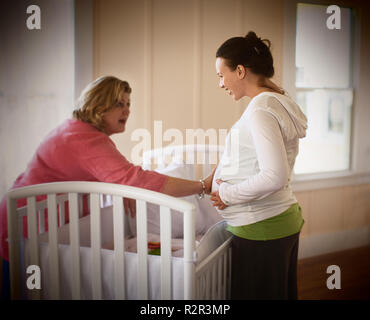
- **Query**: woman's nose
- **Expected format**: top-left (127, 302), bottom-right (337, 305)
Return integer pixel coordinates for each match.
top-left (219, 79), bottom-right (224, 88)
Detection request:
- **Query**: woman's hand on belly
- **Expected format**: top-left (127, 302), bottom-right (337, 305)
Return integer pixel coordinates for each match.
top-left (210, 190), bottom-right (227, 210)
top-left (210, 179), bottom-right (228, 210)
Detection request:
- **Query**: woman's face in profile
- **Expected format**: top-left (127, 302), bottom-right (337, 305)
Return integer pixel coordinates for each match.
top-left (216, 57), bottom-right (244, 101)
top-left (103, 92), bottom-right (131, 136)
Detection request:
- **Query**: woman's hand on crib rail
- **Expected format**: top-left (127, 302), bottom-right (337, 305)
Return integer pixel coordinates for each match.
top-left (124, 197), bottom-right (137, 218)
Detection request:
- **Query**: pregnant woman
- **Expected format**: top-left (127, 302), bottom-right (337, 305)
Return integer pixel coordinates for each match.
top-left (210, 31), bottom-right (307, 299)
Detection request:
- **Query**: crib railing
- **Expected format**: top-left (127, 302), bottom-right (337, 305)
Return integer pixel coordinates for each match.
top-left (195, 238), bottom-right (232, 299)
top-left (7, 181), bottom-right (195, 300)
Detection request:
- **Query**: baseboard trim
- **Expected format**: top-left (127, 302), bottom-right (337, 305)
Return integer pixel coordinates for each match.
top-left (298, 227), bottom-right (370, 259)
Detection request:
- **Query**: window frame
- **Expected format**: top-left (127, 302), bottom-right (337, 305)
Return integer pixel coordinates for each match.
top-left (283, 0), bottom-right (370, 191)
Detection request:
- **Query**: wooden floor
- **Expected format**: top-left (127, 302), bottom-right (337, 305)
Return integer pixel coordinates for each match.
top-left (297, 245), bottom-right (370, 300)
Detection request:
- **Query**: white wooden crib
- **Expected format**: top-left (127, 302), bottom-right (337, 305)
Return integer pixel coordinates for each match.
top-left (7, 144), bottom-right (232, 300)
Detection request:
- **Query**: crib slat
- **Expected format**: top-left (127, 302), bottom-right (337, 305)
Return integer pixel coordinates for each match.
top-left (47, 194), bottom-right (60, 300)
top-left (113, 196), bottom-right (125, 300)
top-left (58, 201), bottom-right (65, 227)
top-left (205, 268), bottom-right (211, 299)
top-left (7, 197), bottom-right (21, 300)
top-left (136, 199), bottom-right (148, 299)
top-left (18, 214), bottom-right (26, 299)
top-left (222, 251), bottom-right (228, 299)
top-left (183, 209), bottom-right (195, 299)
top-left (217, 257), bottom-right (222, 300)
top-left (78, 194), bottom-right (83, 218)
top-left (38, 210), bottom-right (45, 234)
top-left (227, 247), bottom-right (232, 299)
top-left (90, 193), bottom-right (102, 300)
top-left (68, 193), bottom-right (81, 299)
top-left (200, 273), bottom-right (206, 299)
top-left (27, 198), bottom-right (39, 263)
top-left (160, 206), bottom-right (172, 299)
top-left (212, 262), bottom-right (217, 299)
top-left (27, 196), bottom-right (41, 299)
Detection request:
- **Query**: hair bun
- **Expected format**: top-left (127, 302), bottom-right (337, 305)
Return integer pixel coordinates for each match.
top-left (245, 31), bottom-right (271, 49)
top-left (216, 32), bottom-right (275, 78)
top-left (245, 31), bottom-right (259, 43)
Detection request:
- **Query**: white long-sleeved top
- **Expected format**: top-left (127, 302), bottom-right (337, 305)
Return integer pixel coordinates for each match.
top-left (212, 92), bottom-right (307, 226)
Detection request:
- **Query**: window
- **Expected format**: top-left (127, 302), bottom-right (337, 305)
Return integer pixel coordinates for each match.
top-left (293, 3), bottom-right (353, 174)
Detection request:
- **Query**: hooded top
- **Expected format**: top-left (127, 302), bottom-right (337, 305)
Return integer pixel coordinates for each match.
top-left (211, 91), bottom-right (307, 227)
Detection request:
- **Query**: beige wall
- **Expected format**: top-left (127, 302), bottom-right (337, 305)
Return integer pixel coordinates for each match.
top-left (296, 183), bottom-right (370, 257)
top-left (93, 0), bottom-right (370, 257)
top-left (93, 0), bottom-right (284, 160)
top-left (297, 184), bottom-right (370, 236)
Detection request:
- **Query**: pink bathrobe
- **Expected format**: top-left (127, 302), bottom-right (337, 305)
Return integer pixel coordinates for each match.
top-left (0, 119), bottom-right (168, 261)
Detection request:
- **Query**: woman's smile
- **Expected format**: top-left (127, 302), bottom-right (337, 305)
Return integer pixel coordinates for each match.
top-left (216, 57), bottom-right (242, 100)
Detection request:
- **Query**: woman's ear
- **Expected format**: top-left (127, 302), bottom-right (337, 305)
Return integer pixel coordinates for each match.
top-left (236, 65), bottom-right (246, 79)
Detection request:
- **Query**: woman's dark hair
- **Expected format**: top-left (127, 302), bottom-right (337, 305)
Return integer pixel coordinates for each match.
top-left (216, 31), bottom-right (274, 78)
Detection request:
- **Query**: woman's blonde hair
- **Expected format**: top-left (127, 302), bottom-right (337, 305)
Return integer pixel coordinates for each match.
top-left (73, 76), bottom-right (132, 131)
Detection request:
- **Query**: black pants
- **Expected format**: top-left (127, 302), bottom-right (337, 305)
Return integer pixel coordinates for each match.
top-left (231, 232), bottom-right (300, 300)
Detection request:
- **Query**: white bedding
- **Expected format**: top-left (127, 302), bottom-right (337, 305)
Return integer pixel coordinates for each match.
top-left (25, 196), bottom-right (229, 299)
top-left (26, 209), bottom-right (229, 299)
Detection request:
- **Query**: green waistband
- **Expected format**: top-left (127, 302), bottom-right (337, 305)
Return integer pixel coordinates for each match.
top-left (226, 203), bottom-right (304, 241)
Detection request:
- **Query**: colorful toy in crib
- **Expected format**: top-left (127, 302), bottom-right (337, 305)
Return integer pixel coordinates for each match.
top-left (148, 241), bottom-right (161, 255)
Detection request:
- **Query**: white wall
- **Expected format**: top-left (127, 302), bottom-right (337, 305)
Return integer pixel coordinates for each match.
top-left (0, 0), bottom-right (75, 196)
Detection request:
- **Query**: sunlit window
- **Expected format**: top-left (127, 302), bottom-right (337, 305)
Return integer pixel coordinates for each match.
top-left (294, 3), bottom-right (353, 174)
